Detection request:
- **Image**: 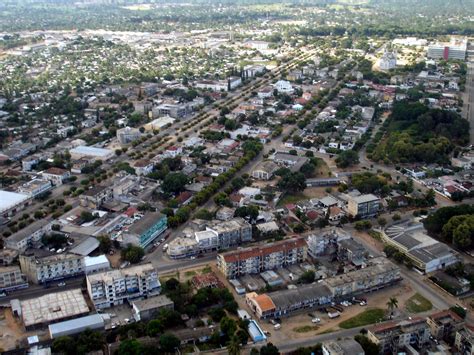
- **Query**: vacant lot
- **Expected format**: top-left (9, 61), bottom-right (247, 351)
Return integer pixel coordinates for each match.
top-left (338, 308), bottom-right (385, 329)
top-left (405, 293), bottom-right (433, 313)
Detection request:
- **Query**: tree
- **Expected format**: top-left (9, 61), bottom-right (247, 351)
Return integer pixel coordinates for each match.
top-left (386, 297), bottom-right (398, 315)
top-left (377, 217), bottom-right (387, 227)
top-left (121, 244), bottom-right (145, 264)
top-left (98, 235), bottom-right (112, 253)
top-left (195, 209), bottom-right (213, 220)
top-left (52, 336), bottom-right (76, 354)
top-left (118, 339), bottom-right (143, 355)
top-left (335, 150), bottom-right (359, 168)
top-left (162, 172), bottom-right (188, 195)
top-left (228, 335), bottom-right (241, 355)
top-left (220, 316), bottom-right (237, 338)
top-left (147, 319), bottom-right (163, 336)
top-left (278, 172), bottom-right (306, 192)
top-left (260, 343), bottom-right (280, 355)
top-left (234, 205), bottom-right (259, 221)
top-left (299, 270), bottom-right (315, 284)
top-left (159, 333), bottom-right (180, 352)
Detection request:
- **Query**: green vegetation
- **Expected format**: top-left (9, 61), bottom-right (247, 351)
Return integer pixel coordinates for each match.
top-left (293, 325), bottom-right (319, 333)
top-left (335, 150), bottom-right (360, 168)
top-left (277, 192), bottom-right (307, 207)
top-left (370, 102), bottom-right (469, 164)
top-left (339, 308), bottom-right (385, 329)
top-left (405, 293), bottom-right (433, 313)
top-left (121, 244), bottom-right (145, 264)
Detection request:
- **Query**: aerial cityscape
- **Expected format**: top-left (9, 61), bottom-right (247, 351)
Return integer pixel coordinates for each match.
top-left (0, 0), bottom-right (473, 354)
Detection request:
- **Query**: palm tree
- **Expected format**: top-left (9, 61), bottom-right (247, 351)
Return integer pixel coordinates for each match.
top-left (228, 335), bottom-right (241, 355)
top-left (386, 297), bottom-right (399, 316)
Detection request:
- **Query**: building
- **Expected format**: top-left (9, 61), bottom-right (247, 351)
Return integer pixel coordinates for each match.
top-left (133, 159), bottom-right (154, 176)
top-left (427, 38), bottom-right (467, 60)
top-left (79, 185), bottom-right (113, 208)
top-left (155, 103), bottom-right (190, 118)
top-left (347, 194), bottom-right (380, 218)
top-left (243, 65), bottom-right (265, 78)
top-left (41, 167), bottom-right (71, 186)
top-left (194, 229), bottom-right (219, 252)
top-left (252, 161), bottom-right (279, 180)
top-left (0, 190), bottom-right (30, 217)
top-left (191, 272), bottom-right (224, 290)
top-left (0, 266), bottom-right (28, 292)
top-left (379, 49), bottom-right (397, 70)
top-left (368, 318), bottom-right (430, 354)
top-left (382, 222), bottom-right (459, 273)
top-left (17, 178), bottom-right (52, 198)
top-left (307, 228), bottom-right (350, 258)
top-left (49, 314), bottom-right (107, 339)
top-left (19, 251), bottom-right (84, 284)
top-left (324, 258), bottom-right (401, 298)
top-left (322, 339), bottom-right (365, 355)
top-left (196, 80), bottom-right (228, 92)
top-left (274, 80), bottom-right (293, 93)
top-left (132, 295), bottom-right (174, 322)
top-left (273, 152), bottom-right (308, 172)
top-left (217, 237), bottom-right (307, 278)
top-left (5, 219), bottom-right (51, 251)
top-left (248, 320), bottom-right (267, 343)
top-left (0, 248), bottom-right (19, 266)
top-left (117, 127), bottom-right (141, 145)
top-left (427, 310), bottom-right (464, 341)
top-left (121, 213), bottom-right (167, 248)
top-left (167, 237), bottom-right (199, 259)
top-left (455, 326), bottom-right (474, 355)
top-left (69, 146), bottom-right (114, 161)
top-left (144, 116), bottom-right (175, 131)
top-left (246, 293), bottom-right (276, 319)
top-left (209, 218), bottom-right (252, 249)
top-left (18, 289), bottom-right (89, 330)
top-left (84, 255), bottom-right (111, 275)
top-left (86, 263), bottom-right (161, 309)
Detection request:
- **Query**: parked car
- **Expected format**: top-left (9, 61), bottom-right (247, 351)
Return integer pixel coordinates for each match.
top-left (57, 282), bottom-right (66, 287)
top-left (312, 318), bottom-right (321, 323)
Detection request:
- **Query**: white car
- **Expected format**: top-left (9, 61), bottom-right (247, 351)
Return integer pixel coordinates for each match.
top-left (311, 318), bottom-right (321, 323)
top-left (57, 282), bottom-right (66, 287)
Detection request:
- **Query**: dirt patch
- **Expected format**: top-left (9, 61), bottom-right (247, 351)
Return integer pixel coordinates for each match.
top-left (0, 308), bottom-right (48, 351)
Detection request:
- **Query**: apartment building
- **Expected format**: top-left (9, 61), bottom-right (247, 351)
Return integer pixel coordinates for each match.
top-left (427, 38), bottom-right (467, 60)
top-left (368, 318), bottom-right (430, 354)
top-left (5, 219), bottom-right (51, 251)
top-left (155, 103), bottom-right (191, 118)
top-left (210, 218), bottom-right (252, 249)
top-left (427, 310), bottom-right (464, 341)
top-left (79, 185), bottom-right (113, 208)
top-left (17, 178), bottom-right (52, 198)
top-left (455, 326), bottom-right (474, 355)
top-left (86, 263), bottom-right (161, 309)
top-left (19, 250), bottom-right (84, 284)
top-left (323, 257), bottom-right (401, 298)
top-left (0, 266), bottom-right (28, 292)
top-left (217, 237), bottom-right (307, 278)
top-left (347, 194), bottom-right (380, 218)
top-left (120, 213), bottom-right (168, 248)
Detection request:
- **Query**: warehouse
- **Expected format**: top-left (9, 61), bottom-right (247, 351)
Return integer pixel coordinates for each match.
top-left (69, 146), bottom-right (114, 161)
top-left (19, 289), bottom-right (90, 330)
top-left (0, 190), bottom-right (30, 217)
top-left (49, 313), bottom-right (107, 339)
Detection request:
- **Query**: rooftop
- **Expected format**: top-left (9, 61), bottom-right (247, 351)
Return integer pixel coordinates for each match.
top-left (0, 190), bottom-right (29, 213)
top-left (70, 146), bottom-right (113, 157)
top-left (127, 213), bottom-right (165, 236)
top-left (269, 283), bottom-right (332, 310)
top-left (132, 295), bottom-right (174, 312)
top-left (20, 289), bottom-right (89, 327)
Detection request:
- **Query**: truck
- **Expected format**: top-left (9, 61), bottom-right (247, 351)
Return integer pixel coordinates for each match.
top-left (328, 311), bottom-right (341, 319)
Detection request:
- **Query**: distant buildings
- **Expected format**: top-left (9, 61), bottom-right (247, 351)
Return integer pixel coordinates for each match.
top-left (274, 80), bottom-right (293, 94)
top-left (217, 237), bottom-right (307, 278)
top-left (427, 38), bottom-right (467, 60)
top-left (347, 194), bottom-right (380, 218)
top-left (86, 263), bottom-right (161, 309)
top-left (167, 218), bottom-right (252, 259)
top-left (19, 250), bottom-right (84, 284)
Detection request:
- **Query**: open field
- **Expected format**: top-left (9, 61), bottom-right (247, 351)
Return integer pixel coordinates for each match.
top-left (338, 308), bottom-right (385, 329)
top-left (405, 293), bottom-right (433, 313)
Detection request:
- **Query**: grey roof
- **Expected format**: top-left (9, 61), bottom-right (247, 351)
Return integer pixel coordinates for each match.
top-left (409, 243), bottom-right (454, 263)
top-left (48, 314), bottom-right (104, 336)
top-left (269, 284), bottom-right (331, 309)
top-left (394, 234), bottom-right (422, 250)
top-left (70, 237), bottom-right (99, 256)
top-left (7, 219), bottom-right (50, 244)
top-left (132, 295), bottom-right (174, 312)
top-left (128, 213), bottom-right (165, 236)
top-left (351, 194), bottom-right (379, 204)
top-left (324, 338), bottom-right (365, 354)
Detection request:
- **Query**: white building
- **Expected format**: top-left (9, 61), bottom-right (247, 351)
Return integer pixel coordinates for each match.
top-left (84, 255), bottom-right (111, 275)
top-left (70, 146), bottom-right (114, 161)
top-left (41, 167), bottom-right (71, 186)
top-left (274, 80), bottom-right (294, 94)
top-left (195, 230), bottom-right (219, 251)
top-left (117, 127), bottom-right (141, 145)
top-left (17, 178), bottom-right (52, 197)
top-left (427, 38), bottom-right (467, 60)
top-left (86, 263), bottom-right (161, 309)
top-left (5, 219), bottom-right (51, 251)
top-left (379, 49), bottom-right (397, 70)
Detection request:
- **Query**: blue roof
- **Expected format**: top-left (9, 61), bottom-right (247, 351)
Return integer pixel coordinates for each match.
top-left (248, 320), bottom-right (266, 343)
